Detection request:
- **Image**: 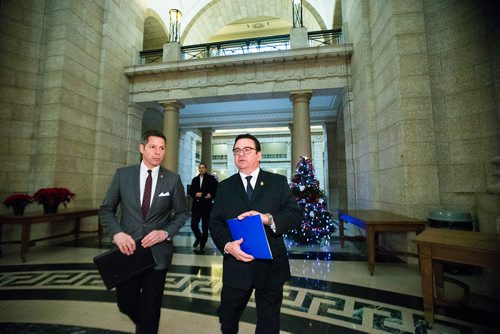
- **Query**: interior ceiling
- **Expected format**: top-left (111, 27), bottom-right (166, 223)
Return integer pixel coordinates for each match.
top-left (178, 94), bottom-right (339, 130)
top-left (209, 16), bottom-right (292, 42)
top-left (143, 3), bottom-right (339, 131)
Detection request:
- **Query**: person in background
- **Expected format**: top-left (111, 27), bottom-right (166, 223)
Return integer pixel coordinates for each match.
top-left (189, 162), bottom-right (218, 253)
top-left (99, 129), bottom-right (189, 334)
top-left (209, 133), bottom-right (302, 334)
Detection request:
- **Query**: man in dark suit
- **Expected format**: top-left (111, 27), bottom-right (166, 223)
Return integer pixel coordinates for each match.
top-left (189, 162), bottom-right (218, 253)
top-left (99, 130), bottom-right (189, 334)
top-left (209, 133), bottom-right (302, 334)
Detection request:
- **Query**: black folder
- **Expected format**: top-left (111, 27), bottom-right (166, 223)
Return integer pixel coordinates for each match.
top-left (93, 238), bottom-right (157, 290)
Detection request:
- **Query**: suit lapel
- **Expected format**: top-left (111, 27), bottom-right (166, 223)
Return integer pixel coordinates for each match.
top-left (252, 171), bottom-right (266, 200)
top-left (230, 174), bottom-right (248, 202)
top-left (231, 172), bottom-right (267, 203)
top-left (149, 168), bottom-right (166, 213)
top-left (196, 175), bottom-right (202, 192)
top-left (131, 165), bottom-right (142, 216)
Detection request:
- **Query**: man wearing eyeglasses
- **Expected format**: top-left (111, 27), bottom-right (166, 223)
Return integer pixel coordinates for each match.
top-left (209, 133), bottom-right (302, 334)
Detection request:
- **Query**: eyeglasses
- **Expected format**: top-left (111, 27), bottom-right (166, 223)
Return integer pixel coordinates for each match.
top-left (232, 147), bottom-right (257, 155)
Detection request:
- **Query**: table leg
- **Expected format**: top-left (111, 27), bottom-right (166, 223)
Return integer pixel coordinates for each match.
top-left (435, 261), bottom-right (444, 300)
top-left (21, 222), bottom-right (31, 262)
top-left (367, 226), bottom-right (375, 275)
top-left (74, 218), bottom-right (81, 241)
top-left (418, 244), bottom-right (434, 326)
top-left (0, 224), bottom-right (3, 257)
top-left (98, 221), bottom-right (103, 247)
top-left (339, 218), bottom-right (345, 248)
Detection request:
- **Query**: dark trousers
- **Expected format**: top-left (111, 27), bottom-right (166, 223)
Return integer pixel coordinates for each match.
top-left (218, 284), bottom-right (283, 334)
top-left (191, 209), bottom-right (210, 244)
top-left (116, 267), bottom-right (167, 334)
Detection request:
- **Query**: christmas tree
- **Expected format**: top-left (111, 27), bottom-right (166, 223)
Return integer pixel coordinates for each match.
top-left (286, 157), bottom-right (337, 244)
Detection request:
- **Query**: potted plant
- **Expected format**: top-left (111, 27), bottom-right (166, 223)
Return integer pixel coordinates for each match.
top-left (3, 193), bottom-right (34, 216)
top-left (33, 187), bottom-right (76, 214)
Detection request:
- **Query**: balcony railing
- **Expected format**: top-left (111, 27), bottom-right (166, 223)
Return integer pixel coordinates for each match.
top-left (182, 33), bottom-right (291, 60)
top-left (139, 29), bottom-right (342, 64)
top-left (212, 154), bottom-right (228, 160)
top-left (262, 153), bottom-right (288, 159)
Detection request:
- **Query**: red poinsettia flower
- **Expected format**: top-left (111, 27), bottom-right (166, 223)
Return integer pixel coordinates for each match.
top-left (3, 193), bottom-right (34, 208)
top-left (33, 188), bottom-right (76, 207)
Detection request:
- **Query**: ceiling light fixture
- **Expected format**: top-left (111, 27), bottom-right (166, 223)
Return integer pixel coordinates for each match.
top-left (169, 9), bottom-right (182, 42)
top-left (292, 0), bottom-right (303, 28)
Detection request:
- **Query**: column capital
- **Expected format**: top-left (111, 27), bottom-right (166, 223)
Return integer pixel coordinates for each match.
top-left (159, 100), bottom-right (185, 110)
top-left (201, 127), bottom-right (214, 134)
top-left (290, 90), bottom-right (313, 103)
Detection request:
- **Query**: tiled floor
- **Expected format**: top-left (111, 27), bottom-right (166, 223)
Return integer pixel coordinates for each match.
top-left (0, 221), bottom-right (498, 334)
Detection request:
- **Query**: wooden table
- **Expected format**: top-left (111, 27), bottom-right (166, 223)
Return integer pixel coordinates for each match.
top-left (338, 210), bottom-right (427, 275)
top-left (413, 228), bottom-right (500, 326)
top-left (0, 208), bottom-right (101, 262)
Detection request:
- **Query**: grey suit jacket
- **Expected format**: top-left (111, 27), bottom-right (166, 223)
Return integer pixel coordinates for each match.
top-left (99, 164), bottom-right (189, 270)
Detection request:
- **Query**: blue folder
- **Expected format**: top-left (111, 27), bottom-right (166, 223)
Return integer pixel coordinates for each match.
top-left (227, 214), bottom-right (273, 259)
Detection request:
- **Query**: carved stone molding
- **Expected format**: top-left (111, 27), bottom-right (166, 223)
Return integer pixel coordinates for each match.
top-left (125, 45), bottom-right (352, 103)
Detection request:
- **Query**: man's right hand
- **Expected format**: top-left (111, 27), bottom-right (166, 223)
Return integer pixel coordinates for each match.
top-left (113, 232), bottom-right (136, 255)
top-left (224, 238), bottom-right (254, 262)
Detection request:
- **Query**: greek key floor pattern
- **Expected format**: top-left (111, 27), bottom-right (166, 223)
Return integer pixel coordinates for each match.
top-left (0, 227), bottom-right (498, 334)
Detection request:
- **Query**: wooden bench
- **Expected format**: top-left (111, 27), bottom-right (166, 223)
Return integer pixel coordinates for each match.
top-left (413, 228), bottom-right (500, 326)
top-left (0, 208), bottom-right (101, 262)
top-left (338, 210), bottom-right (427, 275)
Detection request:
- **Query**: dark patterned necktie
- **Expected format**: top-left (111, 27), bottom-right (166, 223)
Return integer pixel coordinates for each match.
top-left (245, 175), bottom-right (253, 199)
top-left (141, 170), bottom-right (152, 217)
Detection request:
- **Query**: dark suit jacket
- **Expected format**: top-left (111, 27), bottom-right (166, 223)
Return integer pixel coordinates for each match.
top-left (189, 173), bottom-right (218, 213)
top-left (209, 169), bottom-right (302, 290)
top-left (99, 164), bottom-right (189, 270)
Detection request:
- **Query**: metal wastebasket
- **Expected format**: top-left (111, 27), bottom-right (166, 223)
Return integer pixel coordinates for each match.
top-left (427, 209), bottom-right (476, 274)
top-left (428, 209), bottom-right (473, 231)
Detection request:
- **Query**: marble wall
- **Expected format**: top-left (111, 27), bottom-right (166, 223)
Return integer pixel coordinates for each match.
top-left (0, 0), bottom-right (145, 240)
top-left (343, 0), bottom-right (499, 232)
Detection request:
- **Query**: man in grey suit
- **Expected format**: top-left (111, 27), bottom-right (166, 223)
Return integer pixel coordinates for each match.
top-left (209, 133), bottom-right (302, 334)
top-left (99, 130), bottom-right (189, 334)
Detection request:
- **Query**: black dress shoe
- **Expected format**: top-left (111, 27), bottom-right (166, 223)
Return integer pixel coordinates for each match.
top-left (199, 242), bottom-right (206, 253)
top-left (193, 240), bottom-right (200, 247)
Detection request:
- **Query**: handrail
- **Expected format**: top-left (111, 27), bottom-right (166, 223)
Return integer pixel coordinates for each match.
top-left (139, 29), bottom-right (342, 64)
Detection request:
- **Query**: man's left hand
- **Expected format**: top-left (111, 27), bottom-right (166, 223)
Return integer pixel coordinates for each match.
top-left (237, 210), bottom-right (269, 225)
top-left (142, 230), bottom-right (169, 248)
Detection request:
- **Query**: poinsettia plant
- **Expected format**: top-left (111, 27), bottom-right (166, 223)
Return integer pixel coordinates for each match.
top-left (33, 188), bottom-right (76, 207)
top-left (3, 193), bottom-right (34, 208)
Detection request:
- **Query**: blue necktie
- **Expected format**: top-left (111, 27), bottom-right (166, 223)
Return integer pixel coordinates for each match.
top-left (245, 175), bottom-right (253, 199)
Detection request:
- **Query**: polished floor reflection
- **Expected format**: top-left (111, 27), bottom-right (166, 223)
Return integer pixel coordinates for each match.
top-left (0, 221), bottom-right (498, 334)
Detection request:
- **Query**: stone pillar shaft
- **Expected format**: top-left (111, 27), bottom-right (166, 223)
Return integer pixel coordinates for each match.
top-left (201, 128), bottom-right (213, 172)
top-left (290, 91), bottom-right (312, 169)
top-left (127, 103), bottom-right (145, 165)
top-left (160, 100), bottom-right (184, 172)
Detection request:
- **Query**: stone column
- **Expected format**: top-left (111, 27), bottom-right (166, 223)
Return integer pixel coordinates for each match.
top-left (159, 100), bottom-right (184, 172)
top-left (127, 103), bottom-right (146, 165)
top-left (325, 122), bottom-right (340, 210)
top-left (290, 90), bottom-right (312, 169)
top-left (288, 124), bottom-right (294, 171)
top-left (201, 128), bottom-right (213, 172)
